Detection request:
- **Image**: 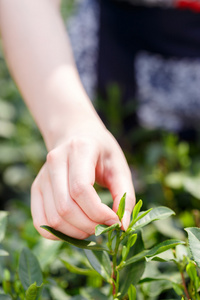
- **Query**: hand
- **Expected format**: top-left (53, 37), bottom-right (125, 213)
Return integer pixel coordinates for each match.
top-left (31, 122), bottom-right (135, 240)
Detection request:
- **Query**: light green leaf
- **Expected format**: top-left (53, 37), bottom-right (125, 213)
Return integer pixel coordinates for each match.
top-left (49, 286), bottom-right (71, 300)
top-left (41, 225), bottom-right (108, 251)
top-left (185, 227), bottom-right (200, 268)
top-left (172, 282), bottom-right (184, 296)
top-left (129, 200), bottom-right (143, 227)
top-left (131, 207), bottom-right (175, 231)
top-left (25, 282), bottom-right (43, 300)
top-left (186, 261), bottom-right (197, 282)
top-left (95, 223), bottom-right (120, 236)
top-left (128, 284), bottom-right (137, 300)
top-left (122, 245), bottom-right (127, 260)
top-left (33, 238), bottom-right (62, 270)
top-left (19, 248), bottom-right (43, 290)
top-left (117, 193), bottom-right (126, 221)
top-left (61, 259), bottom-right (98, 276)
top-left (84, 250), bottom-right (112, 281)
top-left (0, 249), bottom-right (9, 256)
top-left (0, 211), bottom-right (8, 243)
top-left (184, 177), bottom-right (200, 199)
top-left (128, 234), bottom-right (137, 248)
top-left (133, 209), bottom-right (152, 225)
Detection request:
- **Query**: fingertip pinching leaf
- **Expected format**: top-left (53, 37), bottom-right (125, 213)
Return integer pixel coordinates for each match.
top-left (95, 223), bottom-right (120, 236)
top-left (117, 193), bottom-right (126, 221)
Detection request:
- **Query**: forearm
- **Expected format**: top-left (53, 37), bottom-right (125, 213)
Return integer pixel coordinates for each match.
top-left (0, 0), bottom-right (101, 150)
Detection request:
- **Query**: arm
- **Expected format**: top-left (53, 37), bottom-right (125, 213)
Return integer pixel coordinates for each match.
top-left (0, 0), bottom-right (135, 239)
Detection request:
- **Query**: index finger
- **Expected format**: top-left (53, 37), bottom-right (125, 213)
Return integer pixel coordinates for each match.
top-left (68, 141), bottom-right (120, 226)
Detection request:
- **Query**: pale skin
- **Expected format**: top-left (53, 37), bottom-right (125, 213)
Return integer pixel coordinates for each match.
top-left (0, 0), bottom-right (135, 239)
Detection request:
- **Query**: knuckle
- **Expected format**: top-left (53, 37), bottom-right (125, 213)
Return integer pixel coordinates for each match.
top-left (67, 136), bottom-right (91, 152)
top-left (56, 199), bottom-right (70, 218)
top-left (70, 180), bottom-right (86, 200)
top-left (47, 215), bottom-right (62, 230)
top-left (46, 149), bottom-right (58, 165)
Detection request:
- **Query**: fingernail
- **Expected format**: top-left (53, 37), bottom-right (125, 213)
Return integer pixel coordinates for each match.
top-left (122, 210), bottom-right (131, 231)
top-left (105, 219), bottom-right (121, 227)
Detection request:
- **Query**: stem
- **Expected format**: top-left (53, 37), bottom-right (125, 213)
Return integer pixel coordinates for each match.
top-left (181, 271), bottom-right (190, 300)
top-left (112, 229), bottom-right (121, 297)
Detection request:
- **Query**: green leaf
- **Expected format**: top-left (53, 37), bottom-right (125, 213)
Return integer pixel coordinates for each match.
top-left (95, 223), bottom-right (120, 236)
top-left (131, 206), bottom-right (175, 231)
top-left (128, 284), bottom-right (137, 300)
top-left (25, 282), bottom-right (43, 300)
top-left (33, 238), bottom-right (62, 270)
top-left (117, 193), bottom-right (126, 221)
top-left (184, 177), bottom-right (200, 199)
top-left (185, 227), bottom-right (200, 268)
top-left (172, 282), bottom-right (184, 296)
top-left (0, 211), bottom-right (8, 243)
top-left (0, 249), bottom-right (9, 256)
top-left (130, 200), bottom-right (143, 226)
top-left (124, 239), bottom-right (184, 267)
top-left (122, 245), bottom-right (127, 260)
top-left (19, 248), bottom-right (43, 290)
top-left (119, 230), bottom-right (146, 297)
top-left (119, 260), bottom-right (145, 297)
top-left (128, 234), bottom-right (137, 248)
top-left (84, 250), bottom-right (112, 281)
top-left (61, 259), bottom-right (98, 276)
top-left (139, 276), bottom-right (173, 284)
top-left (145, 239), bottom-right (185, 258)
top-left (133, 209), bottom-right (152, 225)
top-left (186, 261), bottom-right (197, 282)
top-left (41, 225), bottom-right (108, 251)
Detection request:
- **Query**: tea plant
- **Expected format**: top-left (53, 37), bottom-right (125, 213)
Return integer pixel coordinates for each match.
top-left (1, 196), bottom-right (200, 299)
top-left (42, 194), bottom-right (189, 299)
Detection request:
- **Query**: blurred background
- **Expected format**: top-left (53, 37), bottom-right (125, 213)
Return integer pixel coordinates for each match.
top-left (1, 0), bottom-right (200, 219)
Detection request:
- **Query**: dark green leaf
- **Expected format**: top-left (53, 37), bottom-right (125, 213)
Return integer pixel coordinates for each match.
top-left (117, 193), bottom-right (126, 221)
top-left (84, 250), bottom-right (112, 281)
top-left (41, 225), bottom-right (108, 251)
top-left (61, 259), bottom-right (98, 276)
top-left (131, 206), bottom-right (175, 231)
top-left (95, 223), bottom-right (119, 236)
top-left (145, 239), bottom-right (185, 258)
top-left (19, 248), bottom-right (43, 290)
top-left (185, 227), bottom-right (200, 268)
top-left (124, 239), bottom-right (184, 267)
top-left (119, 260), bottom-right (145, 297)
